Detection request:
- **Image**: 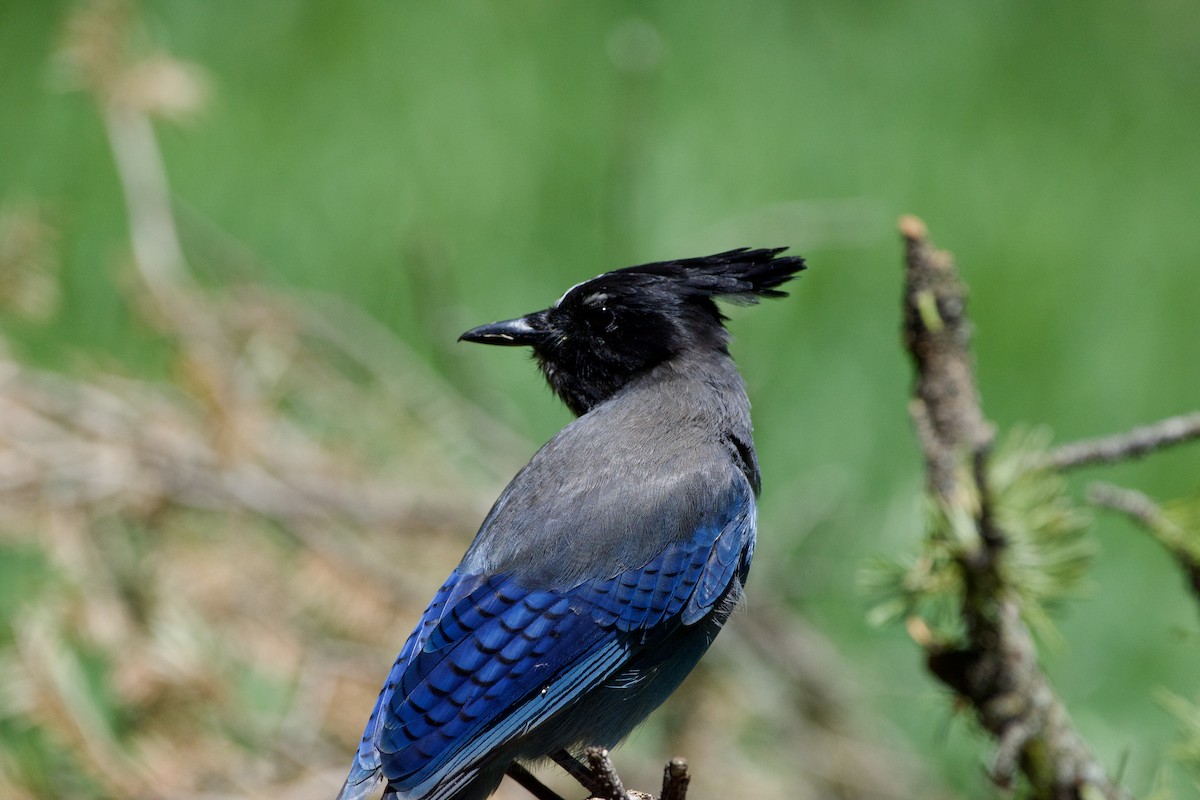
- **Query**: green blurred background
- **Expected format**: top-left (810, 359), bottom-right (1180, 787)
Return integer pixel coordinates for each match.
top-left (1, 1), bottom-right (1198, 798)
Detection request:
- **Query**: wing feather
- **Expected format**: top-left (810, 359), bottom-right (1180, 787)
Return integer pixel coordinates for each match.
top-left (344, 479), bottom-right (755, 800)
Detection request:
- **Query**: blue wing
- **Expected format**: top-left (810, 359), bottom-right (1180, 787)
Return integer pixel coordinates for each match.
top-left (341, 479), bottom-right (755, 800)
top-left (340, 572), bottom-right (482, 799)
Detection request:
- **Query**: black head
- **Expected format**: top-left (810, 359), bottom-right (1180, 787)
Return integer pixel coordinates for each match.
top-left (460, 247), bottom-right (806, 416)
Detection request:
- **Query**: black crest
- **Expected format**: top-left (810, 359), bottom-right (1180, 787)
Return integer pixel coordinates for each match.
top-left (461, 248), bottom-right (805, 415)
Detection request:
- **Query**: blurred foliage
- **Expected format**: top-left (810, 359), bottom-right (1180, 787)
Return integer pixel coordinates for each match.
top-left (1, 0), bottom-right (1199, 798)
top-left (1159, 494), bottom-right (1200, 576)
top-left (862, 427), bottom-right (1094, 644)
top-left (1160, 690), bottom-right (1200, 793)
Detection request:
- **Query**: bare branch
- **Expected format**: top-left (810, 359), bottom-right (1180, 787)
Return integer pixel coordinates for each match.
top-left (900, 214), bottom-right (992, 498)
top-left (660, 758), bottom-right (690, 800)
top-left (506, 764), bottom-right (567, 800)
top-left (1045, 412), bottom-right (1200, 471)
top-left (899, 215), bottom-right (1127, 800)
top-left (552, 750), bottom-right (606, 798)
top-left (1088, 483), bottom-right (1164, 528)
top-left (584, 747), bottom-right (631, 800)
top-left (1089, 482), bottom-right (1200, 605)
top-left (549, 749), bottom-right (685, 800)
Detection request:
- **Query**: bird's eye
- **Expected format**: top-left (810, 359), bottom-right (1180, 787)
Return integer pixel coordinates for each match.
top-left (580, 294), bottom-right (618, 333)
top-left (591, 305), bottom-right (618, 333)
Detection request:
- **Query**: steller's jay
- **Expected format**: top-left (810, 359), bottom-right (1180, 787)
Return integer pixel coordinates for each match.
top-left (338, 248), bottom-right (805, 800)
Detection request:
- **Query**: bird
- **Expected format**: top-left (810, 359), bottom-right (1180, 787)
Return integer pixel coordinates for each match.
top-left (337, 247), bottom-right (805, 800)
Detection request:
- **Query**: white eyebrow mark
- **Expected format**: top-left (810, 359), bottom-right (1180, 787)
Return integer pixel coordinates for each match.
top-left (554, 273), bottom-right (605, 307)
top-left (555, 280), bottom-right (587, 307)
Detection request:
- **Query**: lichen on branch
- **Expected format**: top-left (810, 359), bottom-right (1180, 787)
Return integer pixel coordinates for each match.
top-left (896, 215), bottom-right (1127, 800)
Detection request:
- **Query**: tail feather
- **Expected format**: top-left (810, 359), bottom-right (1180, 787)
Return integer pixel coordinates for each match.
top-left (336, 767), bottom-right (383, 800)
top-left (334, 762), bottom-right (507, 800)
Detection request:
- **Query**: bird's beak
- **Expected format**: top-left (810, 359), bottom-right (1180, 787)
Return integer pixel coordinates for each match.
top-left (458, 314), bottom-right (546, 346)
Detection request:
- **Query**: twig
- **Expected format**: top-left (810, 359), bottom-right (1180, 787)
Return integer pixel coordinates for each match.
top-left (506, 763), bottom-right (566, 800)
top-left (583, 748), bottom-right (630, 800)
top-left (552, 750), bottom-right (606, 797)
top-left (660, 757), bottom-right (690, 800)
top-left (899, 215), bottom-right (1126, 800)
top-left (1044, 412), bottom-right (1200, 471)
top-left (1088, 483), bottom-right (1164, 528)
top-left (551, 749), bottom-right (681, 800)
top-left (1088, 482), bottom-right (1200, 605)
